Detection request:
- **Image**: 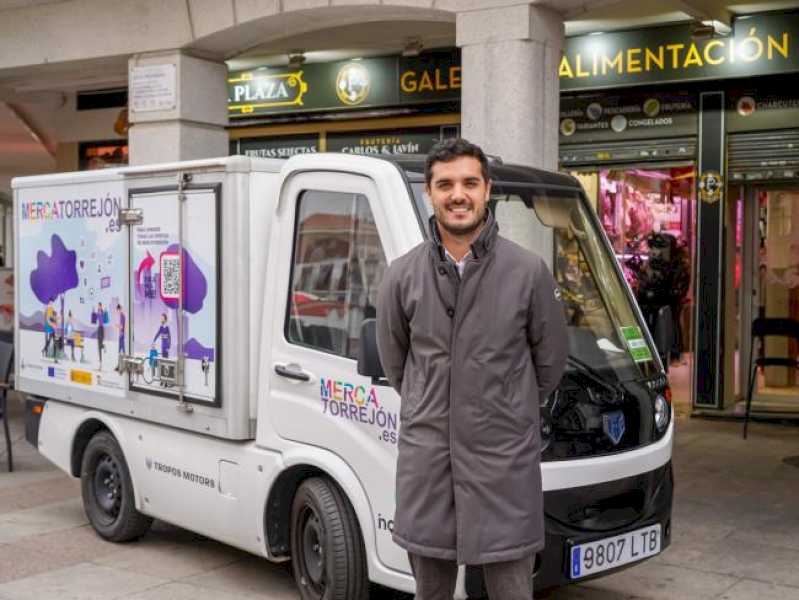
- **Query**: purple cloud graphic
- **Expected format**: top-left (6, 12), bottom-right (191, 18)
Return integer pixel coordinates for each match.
top-left (184, 338), bottom-right (215, 362)
top-left (30, 235), bottom-right (79, 303)
top-left (161, 244), bottom-right (208, 314)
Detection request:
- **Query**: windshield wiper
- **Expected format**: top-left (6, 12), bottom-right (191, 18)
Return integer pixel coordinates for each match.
top-left (566, 354), bottom-right (623, 400)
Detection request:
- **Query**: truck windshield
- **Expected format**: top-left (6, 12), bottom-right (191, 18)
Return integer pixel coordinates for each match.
top-left (411, 181), bottom-right (661, 382)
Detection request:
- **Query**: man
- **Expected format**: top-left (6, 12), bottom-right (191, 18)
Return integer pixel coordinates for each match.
top-left (152, 313), bottom-right (171, 359)
top-left (42, 301), bottom-right (57, 359)
top-left (92, 302), bottom-right (106, 369)
top-left (116, 304), bottom-right (126, 354)
top-left (377, 138), bottom-right (567, 600)
top-left (65, 310), bottom-right (76, 361)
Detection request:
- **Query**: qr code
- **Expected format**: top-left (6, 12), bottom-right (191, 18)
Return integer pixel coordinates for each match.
top-left (159, 252), bottom-right (181, 300)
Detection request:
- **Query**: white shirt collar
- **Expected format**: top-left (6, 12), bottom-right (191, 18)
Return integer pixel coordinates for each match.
top-left (444, 248), bottom-right (471, 277)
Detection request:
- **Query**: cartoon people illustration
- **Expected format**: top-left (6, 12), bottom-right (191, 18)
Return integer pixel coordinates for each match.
top-left (148, 345), bottom-right (159, 380)
top-left (42, 301), bottom-right (57, 359)
top-left (91, 302), bottom-right (107, 368)
top-left (152, 313), bottom-right (171, 359)
top-left (116, 304), bottom-right (126, 355)
top-left (65, 310), bottom-right (76, 361)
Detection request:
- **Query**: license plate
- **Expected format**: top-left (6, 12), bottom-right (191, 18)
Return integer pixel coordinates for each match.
top-left (569, 524), bottom-right (661, 579)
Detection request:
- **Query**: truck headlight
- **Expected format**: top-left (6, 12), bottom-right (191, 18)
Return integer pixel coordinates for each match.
top-left (654, 394), bottom-right (670, 431)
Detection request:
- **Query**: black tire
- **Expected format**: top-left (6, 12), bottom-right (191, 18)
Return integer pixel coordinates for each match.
top-left (80, 430), bottom-right (153, 542)
top-left (290, 477), bottom-right (369, 600)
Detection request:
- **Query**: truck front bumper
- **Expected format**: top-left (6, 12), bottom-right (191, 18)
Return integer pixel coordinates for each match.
top-left (465, 461), bottom-right (673, 596)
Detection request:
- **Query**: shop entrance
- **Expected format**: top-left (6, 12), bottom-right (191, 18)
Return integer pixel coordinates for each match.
top-left (737, 182), bottom-right (799, 415)
top-left (569, 163), bottom-right (697, 408)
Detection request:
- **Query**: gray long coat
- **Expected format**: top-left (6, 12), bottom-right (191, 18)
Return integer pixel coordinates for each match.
top-left (376, 213), bottom-right (568, 565)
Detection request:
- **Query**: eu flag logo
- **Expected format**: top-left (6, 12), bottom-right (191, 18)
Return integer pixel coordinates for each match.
top-left (572, 547), bottom-right (581, 578)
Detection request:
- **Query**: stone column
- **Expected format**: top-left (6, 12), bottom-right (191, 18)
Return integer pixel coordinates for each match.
top-left (128, 50), bottom-right (228, 166)
top-left (456, 3), bottom-right (564, 169)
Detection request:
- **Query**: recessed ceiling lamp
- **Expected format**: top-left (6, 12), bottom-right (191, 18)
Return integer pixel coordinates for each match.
top-left (288, 50), bottom-right (306, 68)
top-left (691, 20), bottom-right (731, 40)
top-left (402, 37), bottom-right (424, 58)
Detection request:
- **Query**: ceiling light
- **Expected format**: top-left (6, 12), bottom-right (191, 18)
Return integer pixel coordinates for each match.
top-left (288, 50), bottom-right (305, 68)
top-left (402, 37), bottom-right (424, 58)
top-left (692, 20), bottom-right (731, 40)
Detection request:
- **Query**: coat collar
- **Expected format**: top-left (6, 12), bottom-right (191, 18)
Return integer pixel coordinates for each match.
top-left (428, 210), bottom-right (499, 261)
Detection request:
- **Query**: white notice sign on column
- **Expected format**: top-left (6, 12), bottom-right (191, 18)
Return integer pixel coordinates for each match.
top-left (131, 64), bottom-right (177, 112)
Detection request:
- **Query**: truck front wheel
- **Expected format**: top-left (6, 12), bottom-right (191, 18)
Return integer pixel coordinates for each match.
top-left (80, 431), bottom-right (153, 542)
top-left (290, 477), bottom-right (369, 600)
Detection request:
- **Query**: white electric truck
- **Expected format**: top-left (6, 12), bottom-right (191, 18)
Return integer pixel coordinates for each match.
top-left (15, 154), bottom-right (673, 599)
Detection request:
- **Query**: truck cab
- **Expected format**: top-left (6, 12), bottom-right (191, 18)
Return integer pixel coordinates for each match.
top-left (15, 153), bottom-right (672, 600)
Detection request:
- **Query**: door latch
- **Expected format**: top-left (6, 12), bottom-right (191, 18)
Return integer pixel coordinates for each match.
top-left (118, 208), bottom-right (144, 226)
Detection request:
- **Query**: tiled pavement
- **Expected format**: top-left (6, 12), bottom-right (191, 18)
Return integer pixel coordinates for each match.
top-left (1, 393), bottom-right (798, 600)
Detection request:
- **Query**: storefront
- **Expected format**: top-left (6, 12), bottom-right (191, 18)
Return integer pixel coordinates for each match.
top-left (558, 10), bottom-right (799, 413)
top-left (559, 89), bottom-right (700, 407)
top-left (227, 9), bottom-right (799, 413)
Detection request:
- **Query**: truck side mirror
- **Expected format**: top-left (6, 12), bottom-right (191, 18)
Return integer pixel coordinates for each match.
top-left (357, 319), bottom-right (387, 385)
top-left (653, 305), bottom-right (674, 373)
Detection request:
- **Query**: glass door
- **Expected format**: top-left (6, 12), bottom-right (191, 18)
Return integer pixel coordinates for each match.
top-left (743, 184), bottom-right (799, 410)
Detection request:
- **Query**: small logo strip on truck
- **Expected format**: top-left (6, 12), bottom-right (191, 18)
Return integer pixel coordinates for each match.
top-left (70, 369), bottom-right (93, 385)
top-left (320, 378), bottom-right (399, 445)
top-left (145, 457), bottom-right (216, 489)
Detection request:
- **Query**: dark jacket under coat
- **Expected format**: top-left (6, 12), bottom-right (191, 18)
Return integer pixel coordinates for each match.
top-left (376, 212), bottom-right (568, 564)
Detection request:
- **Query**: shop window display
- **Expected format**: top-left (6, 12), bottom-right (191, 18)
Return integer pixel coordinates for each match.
top-left (597, 167), bottom-right (695, 359)
top-left (78, 140), bottom-right (128, 170)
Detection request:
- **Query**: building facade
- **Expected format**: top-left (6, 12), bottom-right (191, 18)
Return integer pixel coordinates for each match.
top-left (222, 10), bottom-right (799, 413)
top-left (0, 1), bottom-right (797, 412)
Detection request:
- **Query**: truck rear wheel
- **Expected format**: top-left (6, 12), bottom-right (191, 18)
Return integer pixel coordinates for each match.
top-left (80, 430), bottom-right (152, 542)
top-left (290, 477), bottom-right (368, 600)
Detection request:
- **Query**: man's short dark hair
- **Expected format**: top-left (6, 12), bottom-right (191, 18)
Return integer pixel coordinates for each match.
top-left (425, 138), bottom-right (490, 185)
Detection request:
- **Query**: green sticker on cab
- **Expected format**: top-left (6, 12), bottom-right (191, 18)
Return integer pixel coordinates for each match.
top-left (620, 326), bottom-right (653, 363)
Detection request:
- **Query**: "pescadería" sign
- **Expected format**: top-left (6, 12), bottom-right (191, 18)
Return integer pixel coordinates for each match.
top-left (560, 12), bottom-right (799, 91)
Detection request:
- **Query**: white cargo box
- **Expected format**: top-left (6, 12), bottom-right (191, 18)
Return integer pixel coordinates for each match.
top-left (13, 157), bottom-right (282, 439)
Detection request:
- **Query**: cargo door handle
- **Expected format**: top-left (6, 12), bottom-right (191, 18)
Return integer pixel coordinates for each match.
top-left (274, 363), bottom-right (311, 382)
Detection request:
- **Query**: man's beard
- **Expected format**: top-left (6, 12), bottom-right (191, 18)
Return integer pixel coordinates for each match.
top-left (436, 205), bottom-right (486, 237)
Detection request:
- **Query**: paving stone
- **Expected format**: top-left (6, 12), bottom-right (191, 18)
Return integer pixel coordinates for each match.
top-left (0, 542), bottom-right (55, 584)
top-left (183, 556), bottom-right (298, 599)
top-left (0, 469), bottom-right (66, 491)
top-left (539, 584), bottom-right (629, 599)
top-left (574, 561), bottom-right (739, 600)
top-left (0, 562), bottom-right (167, 600)
top-left (0, 498), bottom-right (86, 543)
top-left (657, 534), bottom-right (799, 589)
top-left (120, 581), bottom-right (262, 599)
top-left (0, 474), bottom-right (80, 514)
top-left (732, 517), bottom-right (799, 552)
top-left (93, 537), bottom-right (247, 581)
top-left (14, 523), bottom-right (112, 555)
top-left (718, 579), bottom-right (799, 600)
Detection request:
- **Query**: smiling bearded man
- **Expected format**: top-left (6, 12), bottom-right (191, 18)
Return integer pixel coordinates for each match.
top-left (376, 138), bottom-right (568, 600)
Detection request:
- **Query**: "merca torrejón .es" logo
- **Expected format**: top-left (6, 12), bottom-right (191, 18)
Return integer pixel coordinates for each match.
top-left (320, 378), bottom-right (398, 445)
